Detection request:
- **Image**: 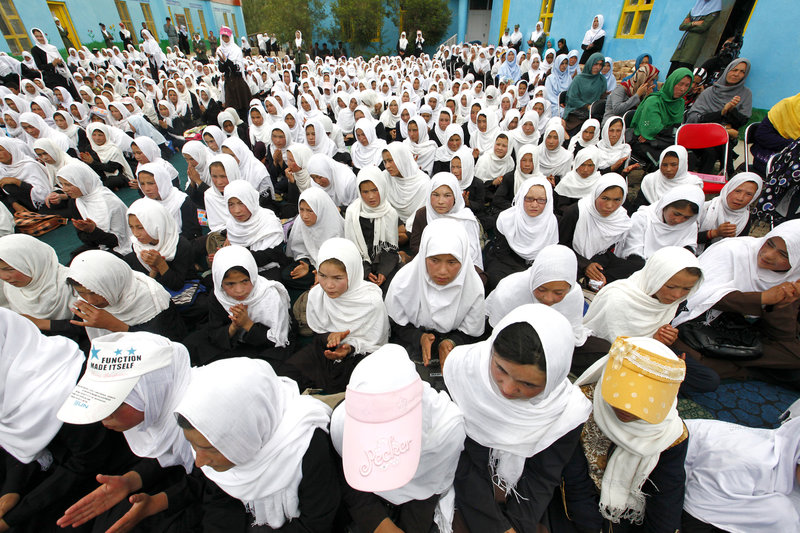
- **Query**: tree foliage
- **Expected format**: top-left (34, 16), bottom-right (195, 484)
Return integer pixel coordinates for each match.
top-left (388, 0), bottom-right (452, 45)
top-left (241, 0), bottom-right (326, 45)
top-left (329, 0), bottom-right (387, 49)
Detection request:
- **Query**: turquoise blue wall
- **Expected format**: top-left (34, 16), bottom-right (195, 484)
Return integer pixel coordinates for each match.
top-left (485, 0), bottom-right (799, 111)
top-left (0, 0), bottom-right (246, 55)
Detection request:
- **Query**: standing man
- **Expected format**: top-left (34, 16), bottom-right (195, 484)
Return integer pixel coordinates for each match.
top-left (208, 30), bottom-right (218, 56)
top-left (164, 17), bottom-right (178, 49)
top-left (99, 23), bottom-right (114, 49)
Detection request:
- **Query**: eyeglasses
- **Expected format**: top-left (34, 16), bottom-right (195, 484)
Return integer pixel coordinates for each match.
top-left (523, 197), bottom-right (547, 205)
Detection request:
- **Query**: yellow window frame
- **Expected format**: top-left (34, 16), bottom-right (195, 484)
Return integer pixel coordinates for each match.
top-left (141, 3), bottom-right (158, 40)
top-left (539, 0), bottom-right (556, 33)
top-left (197, 9), bottom-right (208, 40)
top-left (616, 0), bottom-right (655, 39)
top-left (115, 0), bottom-right (137, 45)
top-left (183, 8), bottom-right (194, 36)
top-left (0, 0), bottom-right (31, 56)
top-left (231, 13), bottom-right (239, 40)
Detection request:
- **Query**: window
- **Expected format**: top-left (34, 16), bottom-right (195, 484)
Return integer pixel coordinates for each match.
top-left (141, 3), bottom-right (157, 40)
top-left (616, 0), bottom-right (654, 39)
top-left (539, 0), bottom-right (556, 33)
top-left (0, 0), bottom-right (31, 55)
top-left (115, 0), bottom-right (137, 45)
top-left (231, 13), bottom-right (239, 40)
top-left (197, 9), bottom-right (208, 39)
top-left (183, 8), bottom-right (194, 36)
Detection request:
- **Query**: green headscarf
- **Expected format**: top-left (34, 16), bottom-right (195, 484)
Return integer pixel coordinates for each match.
top-left (631, 67), bottom-right (692, 140)
top-left (563, 53), bottom-right (607, 118)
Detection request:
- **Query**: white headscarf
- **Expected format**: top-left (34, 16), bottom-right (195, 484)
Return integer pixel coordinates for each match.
top-left (486, 244), bottom-right (590, 345)
top-left (384, 142), bottom-right (430, 222)
top-left (509, 111), bottom-right (541, 151)
top-left (567, 118), bottom-right (601, 153)
top-left (615, 184), bottom-right (704, 260)
top-left (674, 219), bottom-right (800, 326)
top-left (182, 140), bottom-right (214, 187)
top-left (698, 172), bottom-right (762, 237)
top-left (386, 219), bottom-right (485, 337)
top-left (584, 247), bottom-right (702, 342)
top-left (474, 132), bottom-right (514, 183)
top-left (423, 173), bottom-right (483, 269)
top-left (596, 116), bottom-right (632, 170)
top-left (307, 238), bottom-right (389, 354)
top-left (510, 144), bottom-right (546, 195)
top-left (582, 14), bottom-right (606, 46)
top-left (134, 136), bottom-right (178, 184)
top-left (18, 112), bottom-right (70, 152)
top-left (444, 304), bottom-right (592, 494)
top-left (58, 161), bottom-right (131, 254)
top-left (307, 153), bottom-right (358, 207)
top-left (0, 308), bottom-right (84, 464)
top-left (683, 417), bottom-right (800, 532)
top-left (574, 337), bottom-right (686, 525)
top-left (286, 187), bottom-right (344, 266)
top-left (0, 137), bottom-right (52, 206)
top-left (537, 119), bottom-right (573, 177)
top-left (286, 144), bottom-right (314, 192)
top-left (0, 234), bottom-right (73, 320)
top-left (351, 118), bottom-right (387, 169)
top-left (495, 177), bottom-right (559, 262)
top-left (222, 137), bottom-right (273, 196)
top-left (174, 357), bottom-right (331, 528)
top-left (136, 162), bottom-right (187, 229)
top-left (572, 173), bottom-right (632, 259)
top-left (223, 180), bottom-right (284, 251)
top-left (639, 146), bottom-right (702, 204)
top-left (330, 344), bottom-right (465, 533)
top-left (33, 137), bottom-right (79, 188)
top-left (86, 123), bottom-right (134, 181)
top-left (555, 146), bottom-right (603, 199)
top-left (115, 332), bottom-right (194, 472)
top-left (403, 116), bottom-right (437, 174)
top-left (304, 117), bottom-right (338, 157)
top-left (67, 250), bottom-right (171, 340)
top-left (204, 154), bottom-right (242, 232)
top-left (469, 109), bottom-right (500, 155)
top-left (127, 198), bottom-right (180, 272)
top-left (344, 166), bottom-right (399, 263)
top-left (212, 246), bottom-right (291, 347)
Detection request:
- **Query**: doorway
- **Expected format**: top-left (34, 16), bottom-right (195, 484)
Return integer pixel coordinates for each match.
top-left (466, 0), bottom-right (493, 44)
top-left (47, 1), bottom-right (80, 50)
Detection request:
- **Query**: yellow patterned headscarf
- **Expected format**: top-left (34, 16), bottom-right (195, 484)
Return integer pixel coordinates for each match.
top-left (768, 92), bottom-right (800, 141)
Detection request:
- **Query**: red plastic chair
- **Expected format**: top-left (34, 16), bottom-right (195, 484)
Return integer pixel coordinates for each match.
top-left (675, 123), bottom-right (730, 194)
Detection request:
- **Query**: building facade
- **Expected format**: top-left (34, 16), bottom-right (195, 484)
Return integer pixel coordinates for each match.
top-left (0, 0), bottom-right (246, 55)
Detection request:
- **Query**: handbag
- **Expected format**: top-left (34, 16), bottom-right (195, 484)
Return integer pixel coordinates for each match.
top-left (13, 211), bottom-right (67, 236)
top-left (678, 312), bottom-right (763, 361)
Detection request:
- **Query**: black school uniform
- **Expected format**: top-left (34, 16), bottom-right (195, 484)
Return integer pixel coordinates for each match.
top-left (454, 425), bottom-right (583, 533)
top-left (123, 237), bottom-right (196, 292)
top-left (483, 232), bottom-right (529, 290)
top-left (357, 216), bottom-right (400, 294)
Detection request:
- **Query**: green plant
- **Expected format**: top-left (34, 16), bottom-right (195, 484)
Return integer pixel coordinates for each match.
top-left (387, 0), bottom-right (452, 45)
top-left (242, 0), bottom-right (327, 45)
top-left (329, 0), bottom-right (387, 53)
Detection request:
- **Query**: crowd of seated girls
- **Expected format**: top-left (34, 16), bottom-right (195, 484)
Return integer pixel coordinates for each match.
top-left (1, 26), bottom-right (799, 533)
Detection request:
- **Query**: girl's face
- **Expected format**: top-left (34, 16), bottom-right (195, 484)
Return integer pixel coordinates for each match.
top-left (507, 118), bottom-right (518, 130)
top-left (221, 269), bottom-right (253, 301)
top-left (663, 204), bottom-right (695, 226)
top-left (590, 60), bottom-right (603, 75)
top-left (493, 136), bottom-right (508, 158)
top-left (400, 109), bottom-right (410, 122)
top-left (425, 253), bottom-right (461, 286)
top-left (34, 148), bottom-right (55, 165)
top-left (359, 180), bottom-right (381, 208)
top-left (285, 114), bottom-right (296, 128)
top-left (673, 76), bottom-right (691, 98)
top-left (21, 123), bottom-right (40, 138)
top-left (660, 155), bottom-right (680, 179)
top-left (210, 164), bottom-right (229, 192)
top-left (522, 121), bottom-right (535, 135)
top-left (534, 280), bottom-right (571, 306)
top-left (301, 99), bottom-right (311, 111)
top-left (438, 113), bottom-right (451, 130)
top-left (607, 120), bottom-right (623, 145)
top-left (652, 269), bottom-right (700, 305)
top-left (271, 129), bottom-right (286, 149)
top-left (0, 260), bottom-right (32, 287)
top-left (356, 129), bottom-right (369, 146)
top-left (92, 130), bottom-right (107, 145)
top-left (757, 237), bottom-right (791, 271)
top-left (576, 159), bottom-right (596, 179)
top-left (447, 134), bottom-right (462, 152)
top-left (523, 185), bottom-right (547, 217)
top-left (250, 110), bottom-right (264, 127)
top-left (430, 185), bottom-right (455, 214)
top-left (183, 154), bottom-right (197, 168)
top-left (265, 101), bottom-right (277, 114)
top-left (354, 110), bottom-right (365, 122)
top-left (545, 131), bottom-right (560, 150)
top-left (305, 125), bottom-right (316, 145)
top-left (450, 157), bottom-right (462, 180)
top-left (169, 92), bottom-right (179, 105)
top-left (223, 121), bottom-right (235, 134)
top-left (227, 197), bottom-right (252, 222)
top-left (298, 200), bottom-right (317, 226)
top-left (382, 151), bottom-right (399, 177)
top-left (691, 75), bottom-right (704, 92)
top-left (159, 105), bottom-right (170, 118)
top-left (490, 352), bottom-right (547, 400)
top-left (408, 122), bottom-right (419, 143)
top-left (726, 181), bottom-right (758, 210)
top-left (477, 115), bottom-right (487, 132)
top-left (311, 174), bottom-right (330, 188)
top-left (390, 101), bottom-right (398, 114)
top-left (131, 144), bottom-right (149, 165)
top-left (582, 126), bottom-right (596, 143)
top-left (58, 178), bottom-right (82, 199)
top-left (317, 261), bottom-right (349, 299)
top-left (534, 103), bottom-right (545, 116)
top-left (204, 134), bottom-right (219, 152)
top-left (137, 172), bottom-right (160, 200)
top-left (128, 214), bottom-right (157, 245)
top-left (470, 104), bottom-right (480, 122)
top-left (30, 103), bottom-right (45, 119)
top-left (110, 107), bottom-right (123, 121)
top-left (602, 62), bottom-right (611, 75)
top-left (519, 153), bottom-right (534, 174)
top-left (595, 186), bottom-right (624, 217)
top-left (501, 99), bottom-right (511, 111)
top-left (101, 403), bottom-right (144, 432)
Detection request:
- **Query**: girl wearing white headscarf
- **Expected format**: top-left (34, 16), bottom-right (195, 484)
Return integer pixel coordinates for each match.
top-left (554, 146), bottom-right (603, 209)
top-left (222, 136), bottom-right (274, 198)
top-left (307, 153), bottom-right (358, 207)
top-left (403, 116), bottom-right (437, 174)
top-left (67, 249), bottom-right (180, 341)
top-left (351, 118), bottom-right (388, 171)
top-left (124, 197), bottom-right (196, 293)
top-left (204, 154), bottom-right (242, 232)
top-left (181, 140), bottom-right (214, 205)
top-left (445, 304), bottom-right (591, 529)
top-left (385, 219), bottom-right (485, 364)
top-left (284, 238), bottom-right (389, 392)
top-left (83, 123), bottom-right (134, 190)
top-left (188, 245), bottom-right (291, 365)
top-left (537, 119), bottom-right (573, 179)
top-left (567, 118), bottom-right (601, 155)
top-left (174, 357), bottom-right (337, 529)
top-left (344, 166), bottom-right (400, 288)
top-left (18, 112), bottom-right (71, 153)
top-left (469, 109), bottom-right (501, 157)
top-left (33, 137), bottom-right (79, 189)
top-left (0, 234), bottom-right (73, 321)
top-left (132, 136), bottom-right (178, 186)
top-left (558, 337), bottom-right (687, 532)
top-left (383, 142), bottom-right (430, 223)
top-left (485, 177), bottom-right (559, 288)
top-left (682, 416), bottom-right (800, 533)
top-left (615, 184), bottom-right (704, 262)
top-left (697, 172), bottom-right (761, 251)
top-left (303, 117), bottom-right (338, 157)
top-left (285, 144), bottom-right (314, 196)
top-left (596, 116), bottom-right (633, 172)
top-left (330, 344), bottom-right (465, 533)
top-left (0, 137), bottom-right (52, 211)
top-left (408, 173), bottom-right (484, 271)
top-left (635, 145), bottom-right (702, 209)
top-left (283, 187), bottom-right (344, 289)
top-left (136, 163), bottom-right (201, 240)
top-left (474, 131), bottom-right (515, 188)
top-left (491, 144), bottom-right (547, 213)
top-left (579, 15), bottom-right (606, 64)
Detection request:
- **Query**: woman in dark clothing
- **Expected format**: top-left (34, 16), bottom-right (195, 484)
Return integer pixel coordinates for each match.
top-left (579, 15), bottom-right (606, 65)
top-left (752, 138), bottom-right (800, 225)
top-left (549, 336), bottom-right (689, 533)
top-left (562, 53), bottom-right (607, 134)
top-left (184, 245), bottom-right (293, 368)
top-left (136, 164), bottom-right (202, 241)
top-left (215, 27), bottom-right (252, 117)
top-left (750, 92), bottom-right (800, 175)
top-left (29, 27), bottom-right (79, 99)
top-left (444, 304), bottom-right (591, 533)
